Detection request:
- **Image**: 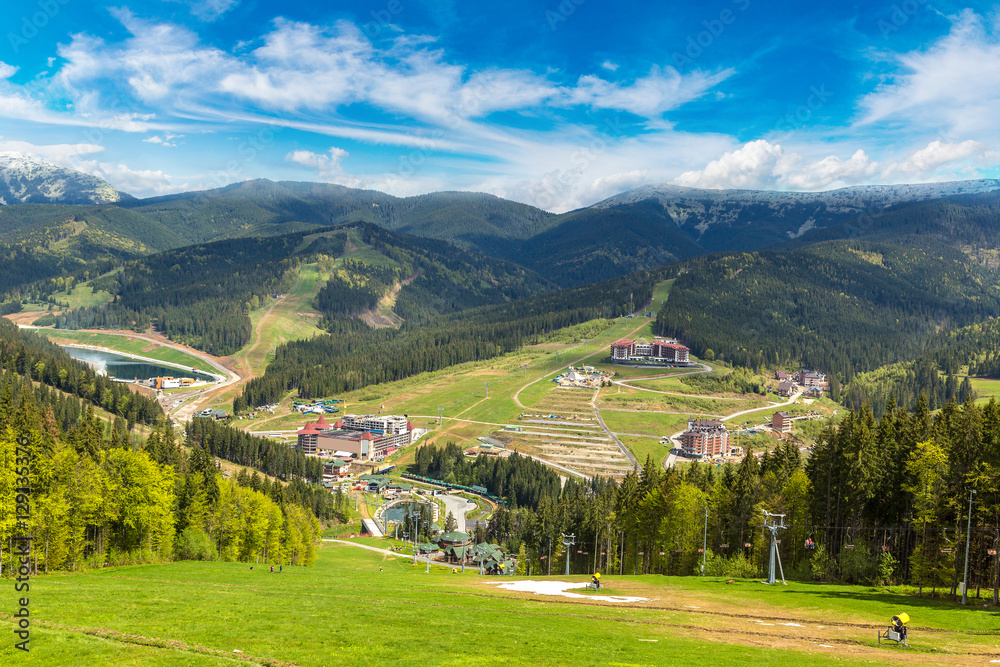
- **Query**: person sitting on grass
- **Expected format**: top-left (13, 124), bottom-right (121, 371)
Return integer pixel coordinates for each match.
top-left (592, 572), bottom-right (601, 589)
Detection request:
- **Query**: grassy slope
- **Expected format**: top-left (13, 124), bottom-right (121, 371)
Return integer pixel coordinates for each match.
top-left (7, 541), bottom-right (995, 666)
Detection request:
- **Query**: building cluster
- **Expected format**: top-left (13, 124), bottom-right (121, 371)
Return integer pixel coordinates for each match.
top-left (774, 369), bottom-right (829, 398)
top-left (148, 376), bottom-right (203, 389)
top-left (554, 365), bottom-right (611, 388)
top-left (679, 418), bottom-right (732, 458)
top-left (610, 338), bottom-right (690, 365)
top-left (297, 413), bottom-right (415, 462)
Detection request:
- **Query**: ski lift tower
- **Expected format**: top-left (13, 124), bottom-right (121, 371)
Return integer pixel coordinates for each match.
top-left (561, 533), bottom-right (576, 576)
top-left (762, 510), bottom-right (788, 585)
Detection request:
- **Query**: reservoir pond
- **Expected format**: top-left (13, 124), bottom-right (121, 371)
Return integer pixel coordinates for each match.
top-left (63, 347), bottom-right (214, 382)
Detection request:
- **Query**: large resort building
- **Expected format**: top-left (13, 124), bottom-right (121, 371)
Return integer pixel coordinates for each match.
top-left (610, 338), bottom-right (690, 365)
top-left (679, 418), bottom-right (731, 458)
top-left (297, 414), bottom-right (415, 461)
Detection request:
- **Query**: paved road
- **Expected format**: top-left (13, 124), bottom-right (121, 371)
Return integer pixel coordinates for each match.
top-left (439, 494), bottom-right (471, 533)
top-left (321, 539), bottom-right (407, 558)
top-left (721, 390), bottom-right (803, 422)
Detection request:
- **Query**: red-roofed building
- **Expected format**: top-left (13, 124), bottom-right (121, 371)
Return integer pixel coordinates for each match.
top-left (296, 414), bottom-right (415, 461)
top-left (297, 421), bottom-right (320, 455)
top-left (610, 339), bottom-right (635, 361)
top-left (611, 338), bottom-right (689, 365)
top-left (679, 418), bottom-right (730, 458)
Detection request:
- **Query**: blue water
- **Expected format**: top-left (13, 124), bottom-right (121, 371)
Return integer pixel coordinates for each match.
top-left (63, 347), bottom-right (214, 382)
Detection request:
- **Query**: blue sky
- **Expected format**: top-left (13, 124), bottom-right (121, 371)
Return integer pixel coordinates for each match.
top-left (0, 0), bottom-right (996, 210)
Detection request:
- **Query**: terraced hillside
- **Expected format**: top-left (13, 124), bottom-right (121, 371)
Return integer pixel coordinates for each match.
top-left (501, 386), bottom-right (635, 480)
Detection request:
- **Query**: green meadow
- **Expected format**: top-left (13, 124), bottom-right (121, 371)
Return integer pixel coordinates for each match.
top-left (4, 540), bottom-right (996, 666)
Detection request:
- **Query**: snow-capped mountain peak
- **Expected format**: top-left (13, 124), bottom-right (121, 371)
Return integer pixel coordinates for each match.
top-left (0, 152), bottom-right (131, 205)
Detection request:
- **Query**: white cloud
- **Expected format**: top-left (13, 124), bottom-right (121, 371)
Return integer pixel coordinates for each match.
top-left (0, 63), bottom-right (17, 80)
top-left (781, 149), bottom-right (880, 190)
top-left (675, 140), bottom-right (785, 189)
top-left (286, 147), bottom-right (350, 181)
top-left (0, 138), bottom-right (104, 168)
top-left (72, 159), bottom-right (185, 197)
top-left (188, 0), bottom-right (238, 21)
top-left (861, 10), bottom-right (1000, 137)
top-left (565, 66), bottom-right (733, 117)
top-left (675, 139), bottom-right (994, 192)
top-left (142, 133), bottom-right (181, 147)
top-left (600, 60), bottom-right (619, 72)
top-left (892, 139), bottom-right (985, 176)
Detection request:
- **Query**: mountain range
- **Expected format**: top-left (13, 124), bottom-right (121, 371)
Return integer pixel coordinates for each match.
top-left (3, 151), bottom-right (1000, 291)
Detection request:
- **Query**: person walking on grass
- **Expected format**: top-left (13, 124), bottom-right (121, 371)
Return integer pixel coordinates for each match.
top-left (270, 565), bottom-right (274, 573)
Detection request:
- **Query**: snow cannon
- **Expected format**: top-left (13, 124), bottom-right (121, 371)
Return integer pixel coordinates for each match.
top-left (878, 613), bottom-right (909, 647)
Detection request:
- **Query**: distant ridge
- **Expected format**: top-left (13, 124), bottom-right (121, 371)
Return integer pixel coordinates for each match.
top-left (0, 152), bottom-right (132, 205)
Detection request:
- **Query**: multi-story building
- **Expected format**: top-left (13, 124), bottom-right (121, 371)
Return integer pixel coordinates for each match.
top-left (679, 418), bottom-right (730, 458)
top-left (297, 414), bottom-right (415, 461)
top-left (610, 338), bottom-right (690, 365)
top-left (796, 370), bottom-right (826, 387)
top-left (610, 339), bottom-right (636, 361)
top-left (771, 411), bottom-right (793, 433)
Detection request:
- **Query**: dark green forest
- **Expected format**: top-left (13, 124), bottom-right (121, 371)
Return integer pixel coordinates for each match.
top-left (657, 240), bottom-right (1000, 383)
top-left (44, 234), bottom-right (306, 355)
top-left (0, 318), bottom-right (161, 427)
top-left (457, 398), bottom-right (1000, 600)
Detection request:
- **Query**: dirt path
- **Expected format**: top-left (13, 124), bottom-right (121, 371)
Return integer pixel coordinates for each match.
top-left (486, 580), bottom-right (997, 666)
top-left (722, 389), bottom-right (803, 422)
top-left (358, 272), bottom-right (418, 329)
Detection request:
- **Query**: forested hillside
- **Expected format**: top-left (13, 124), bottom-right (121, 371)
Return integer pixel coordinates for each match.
top-left (0, 402), bottom-right (326, 574)
top-left (239, 267), bottom-right (662, 408)
top-left (6, 177), bottom-right (1000, 301)
top-left (0, 318), bottom-right (161, 427)
top-left (0, 204), bottom-right (186, 300)
top-left (656, 240), bottom-right (1000, 383)
top-left (44, 234), bottom-right (307, 356)
top-left (43, 223), bottom-right (554, 356)
top-left (787, 191), bottom-right (1000, 256)
top-left (469, 398), bottom-right (1000, 599)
